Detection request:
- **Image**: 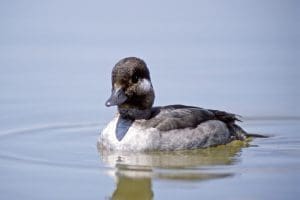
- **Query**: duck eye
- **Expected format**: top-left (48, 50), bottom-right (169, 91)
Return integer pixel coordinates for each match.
top-left (132, 74), bottom-right (139, 83)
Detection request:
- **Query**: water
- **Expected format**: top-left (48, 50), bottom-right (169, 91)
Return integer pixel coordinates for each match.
top-left (0, 0), bottom-right (299, 199)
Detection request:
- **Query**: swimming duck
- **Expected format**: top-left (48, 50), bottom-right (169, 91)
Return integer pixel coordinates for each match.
top-left (98, 57), bottom-right (248, 151)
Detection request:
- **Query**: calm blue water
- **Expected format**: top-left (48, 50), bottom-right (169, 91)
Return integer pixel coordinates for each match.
top-left (0, 0), bottom-right (299, 199)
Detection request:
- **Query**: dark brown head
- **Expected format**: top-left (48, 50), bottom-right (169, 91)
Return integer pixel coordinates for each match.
top-left (105, 57), bottom-right (155, 119)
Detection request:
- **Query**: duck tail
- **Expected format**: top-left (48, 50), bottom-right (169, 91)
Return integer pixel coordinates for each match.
top-left (245, 133), bottom-right (269, 138)
top-left (209, 109), bottom-right (268, 139)
top-left (208, 109), bottom-right (268, 139)
top-left (228, 123), bottom-right (268, 140)
top-left (228, 123), bottom-right (247, 140)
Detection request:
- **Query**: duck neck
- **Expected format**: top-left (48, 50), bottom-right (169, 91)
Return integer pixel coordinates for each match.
top-left (118, 107), bottom-right (152, 120)
top-left (118, 91), bottom-right (155, 120)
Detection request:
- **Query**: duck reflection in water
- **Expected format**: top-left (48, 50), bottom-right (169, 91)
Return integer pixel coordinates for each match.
top-left (98, 140), bottom-right (249, 200)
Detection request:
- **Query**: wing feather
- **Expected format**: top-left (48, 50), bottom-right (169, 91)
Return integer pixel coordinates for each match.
top-left (146, 104), bottom-right (239, 131)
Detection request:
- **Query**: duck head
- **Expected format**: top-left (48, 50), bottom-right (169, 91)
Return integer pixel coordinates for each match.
top-left (105, 57), bottom-right (155, 120)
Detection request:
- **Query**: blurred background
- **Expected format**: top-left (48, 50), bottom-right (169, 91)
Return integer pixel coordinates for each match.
top-left (0, 0), bottom-right (299, 131)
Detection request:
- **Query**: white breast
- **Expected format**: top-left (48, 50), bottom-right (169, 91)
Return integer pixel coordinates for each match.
top-left (99, 115), bottom-right (160, 151)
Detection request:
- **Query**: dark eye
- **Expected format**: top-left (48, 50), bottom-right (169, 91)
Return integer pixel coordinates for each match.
top-left (132, 74), bottom-right (139, 83)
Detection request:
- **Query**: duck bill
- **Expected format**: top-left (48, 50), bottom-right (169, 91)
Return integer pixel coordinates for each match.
top-left (105, 88), bottom-right (127, 107)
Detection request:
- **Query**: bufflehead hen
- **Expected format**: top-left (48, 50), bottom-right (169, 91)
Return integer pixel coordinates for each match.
top-left (99, 57), bottom-right (248, 151)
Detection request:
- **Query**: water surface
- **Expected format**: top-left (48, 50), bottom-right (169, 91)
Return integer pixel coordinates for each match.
top-left (0, 119), bottom-right (299, 199)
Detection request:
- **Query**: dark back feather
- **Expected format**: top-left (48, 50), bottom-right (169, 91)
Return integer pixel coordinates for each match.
top-left (144, 104), bottom-right (240, 132)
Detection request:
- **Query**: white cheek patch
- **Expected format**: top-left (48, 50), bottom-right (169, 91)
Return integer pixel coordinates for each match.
top-left (138, 79), bottom-right (152, 93)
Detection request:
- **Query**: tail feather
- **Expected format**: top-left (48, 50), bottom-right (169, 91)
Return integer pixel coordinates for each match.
top-left (246, 133), bottom-right (269, 138)
top-left (209, 109), bottom-right (268, 139)
top-left (228, 123), bottom-right (268, 139)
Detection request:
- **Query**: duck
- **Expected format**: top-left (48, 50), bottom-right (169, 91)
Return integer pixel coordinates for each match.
top-left (98, 57), bottom-right (250, 151)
